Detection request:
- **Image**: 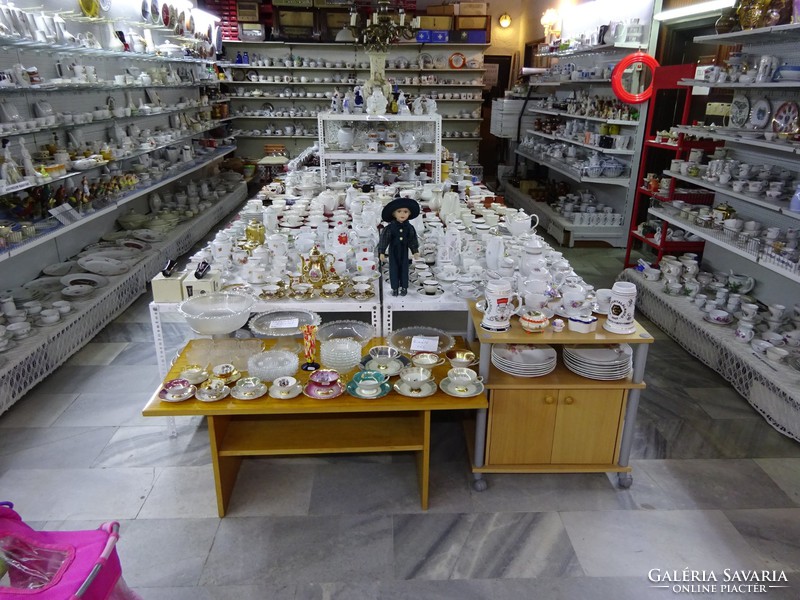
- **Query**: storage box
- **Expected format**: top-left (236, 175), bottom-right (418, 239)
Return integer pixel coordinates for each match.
top-left (417, 16), bottom-right (453, 29)
top-left (152, 271), bottom-right (188, 303)
top-left (426, 4), bottom-right (456, 16)
top-left (455, 15), bottom-right (489, 29)
top-left (182, 270), bottom-right (220, 298)
top-left (430, 30), bottom-right (450, 43)
top-left (236, 1), bottom-right (259, 22)
top-left (452, 29), bottom-right (488, 43)
top-left (416, 29), bottom-right (431, 42)
top-left (458, 2), bottom-right (488, 15)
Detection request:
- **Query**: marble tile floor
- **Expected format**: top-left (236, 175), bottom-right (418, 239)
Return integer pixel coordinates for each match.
top-left (2, 247), bottom-right (800, 599)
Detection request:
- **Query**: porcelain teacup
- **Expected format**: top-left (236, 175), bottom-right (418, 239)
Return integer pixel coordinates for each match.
top-left (398, 367), bottom-right (432, 390)
top-left (164, 378), bottom-right (191, 397)
top-left (446, 348), bottom-right (477, 368)
top-left (235, 377), bottom-right (263, 396)
top-left (448, 368), bottom-right (481, 387)
top-left (7, 321), bottom-right (31, 338)
top-left (411, 352), bottom-right (444, 368)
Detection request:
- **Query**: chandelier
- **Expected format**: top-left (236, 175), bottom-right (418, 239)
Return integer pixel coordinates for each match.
top-left (336, 0), bottom-right (416, 52)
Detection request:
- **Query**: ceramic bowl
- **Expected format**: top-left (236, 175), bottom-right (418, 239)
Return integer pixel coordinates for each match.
top-left (369, 345), bottom-right (401, 365)
top-left (178, 292), bottom-right (254, 335)
top-left (351, 369), bottom-right (388, 392)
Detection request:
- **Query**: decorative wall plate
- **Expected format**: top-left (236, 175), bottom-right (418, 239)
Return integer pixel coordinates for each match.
top-left (433, 55), bottom-right (447, 69)
top-left (449, 52), bottom-right (466, 69)
top-left (729, 94), bottom-right (749, 128)
top-left (176, 10), bottom-right (185, 35)
top-left (772, 101), bottom-right (799, 133)
top-left (151, 0), bottom-right (160, 24)
top-left (418, 52), bottom-right (433, 69)
top-left (161, 2), bottom-right (170, 27)
top-left (99, 0), bottom-right (111, 11)
top-left (141, 0), bottom-right (149, 20)
top-left (78, 0), bottom-right (100, 18)
top-left (749, 98), bottom-right (771, 129)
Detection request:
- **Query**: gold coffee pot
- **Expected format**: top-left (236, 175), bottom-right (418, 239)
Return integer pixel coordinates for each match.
top-left (301, 244), bottom-right (334, 288)
top-left (245, 218), bottom-right (265, 245)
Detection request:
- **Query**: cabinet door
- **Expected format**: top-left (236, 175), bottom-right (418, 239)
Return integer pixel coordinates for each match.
top-left (551, 389), bottom-right (625, 465)
top-left (486, 389), bottom-right (558, 465)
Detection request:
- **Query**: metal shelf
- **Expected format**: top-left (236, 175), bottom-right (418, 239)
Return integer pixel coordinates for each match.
top-left (693, 23), bottom-right (800, 46)
top-left (515, 148), bottom-right (630, 187)
top-left (527, 107), bottom-right (639, 127)
top-left (526, 130), bottom-right (635, 156)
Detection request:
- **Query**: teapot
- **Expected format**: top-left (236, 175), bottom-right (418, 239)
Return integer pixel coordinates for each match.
top-left (505, 208), bottom-right (540, 236)
top-left (478, 278), bottom-right (522, 332)
top-left (300, 244), bottom-right (334, 287)
top-left (727, 272), bottom-right (755, 294)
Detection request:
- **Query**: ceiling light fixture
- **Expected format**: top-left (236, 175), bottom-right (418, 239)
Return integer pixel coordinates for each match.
top-left (653, 0), bottom-right (735, 22)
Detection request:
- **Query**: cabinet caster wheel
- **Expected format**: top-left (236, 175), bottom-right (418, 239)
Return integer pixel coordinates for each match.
top-left (617, 473), bottom-right (633, 489)
top-left (472, 478), bottom-right (488, 492)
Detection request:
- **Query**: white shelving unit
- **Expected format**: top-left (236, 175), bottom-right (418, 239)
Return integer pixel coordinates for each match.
top-left (317, 113), bottom-right (442, 185)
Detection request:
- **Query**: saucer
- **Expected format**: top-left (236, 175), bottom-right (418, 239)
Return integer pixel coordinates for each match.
top-left (159, 385), bottom-right (197, 402)
top-left (180, 368), bottom-right (209, 385)
top-left (231, 383), bottom-right (268, 400)
top-left (268, 384), bottom-right (303, 399)
top-left (394, 379), bottom-right (437, 398)
top-left (591, 304), bottom-right (609, 315)
top-left (10, 329), bottom-right (37, 341)
top-left (416, 287), bottom-right (445, 298)
top-left (34, 318), bottom-right (62, 328)
top-left (360, 355), bottom-right (410, 376)
top-left (302, 380), bottom-right (345, 399)
top-left (602, 321), bottom-right (638, 335)
top-left (195, 386), bottom-right (230, 402)
top-left (212, 367), bottom-right (242, 383)
top-left (346, 380), bottom-right (391, 399)
top-left (349, 291), bottom-right (376, 300)
top-left (703, 314), bottom-right (734, 326)
top-left (0, 339), bottom-right (17, 353)
top-left (439, 377), bottom-right (485, 398)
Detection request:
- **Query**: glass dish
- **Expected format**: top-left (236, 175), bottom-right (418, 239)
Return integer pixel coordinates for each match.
top-left (248, 309), bottom-right (321, 337)
top-left (387, 326), bottom-right (455, 354)
top-left (247, 350), bottom-right (300, 382)
top-left (316, 320), bottom-right (376, 348)
top-left (178, 292), bottom-right (255, 336)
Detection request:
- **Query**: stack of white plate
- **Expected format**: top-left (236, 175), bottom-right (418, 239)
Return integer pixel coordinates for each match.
top-left (491, 344), bottom-right (557, 377)
top-left (563, 344), bottom-right (632, 380)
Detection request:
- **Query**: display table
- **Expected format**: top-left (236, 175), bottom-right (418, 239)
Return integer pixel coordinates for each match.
top-left (149, 288), bottom-right (381, 379)
top-left (465, 302), bottom-right (653, 489)
top-left (142, 337), bottom-right (487, 516)
top-left (619, 268), bottom-right (800, 442)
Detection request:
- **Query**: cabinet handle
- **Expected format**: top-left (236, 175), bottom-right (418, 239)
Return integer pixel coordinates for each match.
top-left (564, 396), bottom-right (575, 405)
top-left (544, 396), bottom-right (555, 404)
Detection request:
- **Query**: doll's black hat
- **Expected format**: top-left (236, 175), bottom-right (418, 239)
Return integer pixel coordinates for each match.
top-left (381, 196), bottom-right (420, 222)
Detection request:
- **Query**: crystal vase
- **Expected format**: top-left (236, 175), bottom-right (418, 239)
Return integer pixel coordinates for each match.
top-left (362, 51), bottom-right (392, 101)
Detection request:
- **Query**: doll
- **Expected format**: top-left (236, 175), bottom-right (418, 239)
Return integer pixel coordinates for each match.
top-left (377, 196), bottom-right (420, 296)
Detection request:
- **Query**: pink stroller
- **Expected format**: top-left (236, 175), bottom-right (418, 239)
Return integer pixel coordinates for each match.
top-left (0, 502), bottom-right (141, 600)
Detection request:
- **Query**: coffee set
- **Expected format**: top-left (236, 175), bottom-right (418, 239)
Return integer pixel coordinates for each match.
top-left (0, 293), bottom-right (77, 347)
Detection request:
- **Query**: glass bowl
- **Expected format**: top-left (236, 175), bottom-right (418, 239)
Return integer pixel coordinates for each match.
top-left (320, 338), bottom-right (362, 372)
top-left (178, 292), bottom-right (255, 336)
top-left (316, 320), bottom-right (377, 348)
top-left (247, 350), bottom-right (300, 382)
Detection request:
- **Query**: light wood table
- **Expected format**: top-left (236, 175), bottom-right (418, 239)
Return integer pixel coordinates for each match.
top-left (142, 338), bottom-right (487, 516)
top-left (465, 302), bottom-right (654, 490)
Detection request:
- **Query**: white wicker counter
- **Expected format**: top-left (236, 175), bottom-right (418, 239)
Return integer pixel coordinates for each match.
top-left (619, 268), bottom-right (800, 442)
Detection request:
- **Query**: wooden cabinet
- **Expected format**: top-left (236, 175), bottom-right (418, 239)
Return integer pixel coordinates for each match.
top-left (486, 387), bottom-right (626, 467)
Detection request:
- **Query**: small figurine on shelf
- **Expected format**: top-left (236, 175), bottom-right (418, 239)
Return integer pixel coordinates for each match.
top-left (378, 196), bottom-right (420, 297)
top-left (353, 86), bottom-right (364, 113)
top-left (343, 90), bottom-right (354, 114)
top-left (412, 96), bottom-right (424, 115)
top-left (330, 87), bottom-right (342, 113)
top-left (424, 96), bottom-right (437, 115)
top-left (366, 88), bottom-right (388, 115)
top-left (397, 90), bottom-right (410, 114)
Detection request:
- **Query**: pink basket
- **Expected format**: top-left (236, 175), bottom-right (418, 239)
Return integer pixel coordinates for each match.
top-left (0, 502), bottom-right (140, 600)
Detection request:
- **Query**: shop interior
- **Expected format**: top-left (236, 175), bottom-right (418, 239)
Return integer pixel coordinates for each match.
top-left (0, 0), bottom-right (799, 597)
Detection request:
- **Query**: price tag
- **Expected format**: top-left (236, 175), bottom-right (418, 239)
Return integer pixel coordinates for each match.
top-left (48, 204), bottom-right (81, 225)
top-left (270, 318), bottom-right (299, 329)
top-left (410, 335), bottom-right (439, 353)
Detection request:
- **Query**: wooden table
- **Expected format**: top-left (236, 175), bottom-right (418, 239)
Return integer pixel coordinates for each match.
top-left (142, 338), bottom-right (487, 516)
top-left (466, 303), bottom-right (654, 490)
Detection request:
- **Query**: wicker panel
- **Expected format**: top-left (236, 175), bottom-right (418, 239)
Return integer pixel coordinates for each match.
top-left (619, 269), bottom-right (800, 442)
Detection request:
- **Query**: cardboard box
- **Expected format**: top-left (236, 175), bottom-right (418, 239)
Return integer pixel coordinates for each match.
top-left (426, 4), bottom-right (456, 16)
top-left (452, 29), bottom-right (488, 43)
top-left (458, 2), bottom-right (488, 15)
top-left (455, 15), bottom-right (489, 30)
top-left (430, 30), bottom-right (450, 43)
top-left (182, 270), bottom-right (220, 298)
top-left (236, 1), bottom-right (259, 22)
top-left (152, 271), bottom-right (188, 303)
top-left (417, 16), bottom-right (453, 29)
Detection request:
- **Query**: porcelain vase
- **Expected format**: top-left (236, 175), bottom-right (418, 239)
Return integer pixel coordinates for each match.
top-left (362, 51), bottom-right (392, 102)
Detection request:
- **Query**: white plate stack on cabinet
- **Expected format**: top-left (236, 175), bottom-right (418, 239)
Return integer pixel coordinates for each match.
top-left (219, 40), bottom-right (487, 161)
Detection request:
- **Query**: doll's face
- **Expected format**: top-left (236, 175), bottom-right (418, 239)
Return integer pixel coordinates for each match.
top-left (393, 207), bottom-right (411, 222)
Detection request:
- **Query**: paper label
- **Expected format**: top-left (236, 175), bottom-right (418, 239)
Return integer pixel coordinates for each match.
top-left (410, 335), bottom-right (439, 353)
top-left (270, 318), bottom-right (299, 329)
top-left (48, 203), bottom-right (82, 225)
